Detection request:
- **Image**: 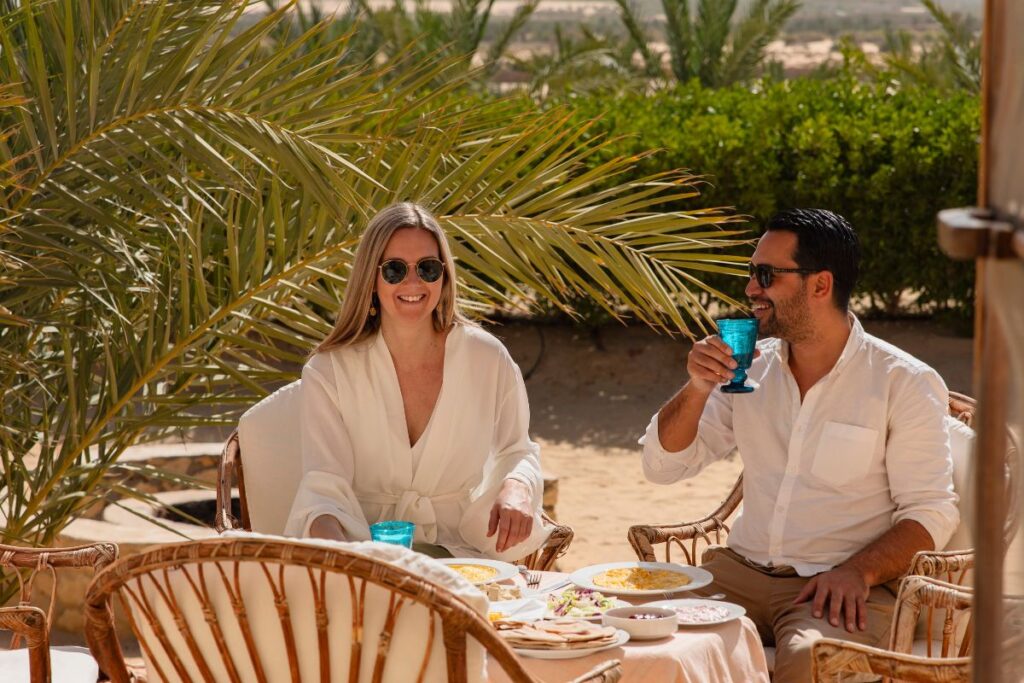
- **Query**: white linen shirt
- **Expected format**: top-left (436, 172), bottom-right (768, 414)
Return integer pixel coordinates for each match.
top-left (284, 323), bottom-right (550, 561)
top-left (640, 316), bottom-right (959, 576)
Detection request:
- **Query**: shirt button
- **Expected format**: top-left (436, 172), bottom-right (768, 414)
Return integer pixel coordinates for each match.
top-left (775, 504), bottom-right (784, 513)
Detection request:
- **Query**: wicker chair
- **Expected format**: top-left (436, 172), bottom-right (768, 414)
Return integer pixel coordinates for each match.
top-left (811, 575), bottom-right (973, 682)
top-left (214, 380), bottom-right (574, 571)
top-left (0, 542), bottom-right (118, 683)
top-left (84, 537), bottom-right (620, 683)
top-left (627, 392), bottom-right (1019, 588)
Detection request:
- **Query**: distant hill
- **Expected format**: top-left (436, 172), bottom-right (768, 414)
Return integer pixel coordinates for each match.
top-left (516, 0), bottom-right (981, 44)
top-left (783, 0), bottom-right (980, 37)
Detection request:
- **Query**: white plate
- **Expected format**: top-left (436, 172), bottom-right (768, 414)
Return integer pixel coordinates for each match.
top-left (544, 590), bottom-right (631, 621)
top-left (512, 629), bottom-right (630, 659)
top-left (490, 598), bottom-right (548, 622)
top-left (646, 598), bottom-right (746, 627)
top-left (437, 558), bottom-right (518, 585)
top-left (569, 561), bottom-right (713, 596)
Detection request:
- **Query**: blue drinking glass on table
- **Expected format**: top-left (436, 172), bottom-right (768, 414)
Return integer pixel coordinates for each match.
top-left (369, 520), bottom-right (416, 548)
top-left (716, 317), bottom-right (758, 394)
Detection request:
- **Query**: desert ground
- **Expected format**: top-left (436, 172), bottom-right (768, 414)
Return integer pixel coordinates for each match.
top-left (492, 318), bottom-right (974, 571)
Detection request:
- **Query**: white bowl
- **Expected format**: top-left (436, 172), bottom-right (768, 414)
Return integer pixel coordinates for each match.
top-left (601, 606), bottom-right (678, 640)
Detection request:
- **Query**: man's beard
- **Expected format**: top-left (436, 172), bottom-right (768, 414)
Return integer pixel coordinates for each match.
top-left (758, 303), bottom-right (781, 337)
top-left (756, 290), bottom-right (812, 343)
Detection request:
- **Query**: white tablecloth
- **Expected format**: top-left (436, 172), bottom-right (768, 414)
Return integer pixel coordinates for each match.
top-left (486, 572), bottom-right (770, 683)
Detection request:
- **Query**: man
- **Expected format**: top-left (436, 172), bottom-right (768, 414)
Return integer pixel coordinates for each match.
top-left (640, 209), bottom-right (959, 681)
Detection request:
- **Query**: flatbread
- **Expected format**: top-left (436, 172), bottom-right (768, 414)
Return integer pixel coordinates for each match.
top-left (500, 627), bottom-right (566, 644)
top-left (540, 621), bottom-right (594, 635)
top-left (496, 618), bottom-right (619, 650)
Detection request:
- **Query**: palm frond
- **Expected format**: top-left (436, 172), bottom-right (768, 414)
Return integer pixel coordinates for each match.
top-left (694, 0), bottom-right (735, 85)
top-left (879, 0), bottom-right (979, 93)
top-left (483, 0), bottom-right (541, 75)
top-left (512, 25), bottom-right (640, 96)
top-left (719, 0), bottom-right (800, 86)
top-left (0, 0), bottom-right (750, 602)
top-left (662, 0), bottom-right (693, 82)
top-left (611, 0), bottom-right (662, 78)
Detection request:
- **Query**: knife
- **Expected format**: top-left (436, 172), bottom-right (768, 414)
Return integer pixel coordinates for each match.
top-left (531, 578), bottom-right (572, 596)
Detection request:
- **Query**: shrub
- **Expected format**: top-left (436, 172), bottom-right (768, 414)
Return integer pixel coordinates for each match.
top-left (563, 78), bottom-right (979, 320)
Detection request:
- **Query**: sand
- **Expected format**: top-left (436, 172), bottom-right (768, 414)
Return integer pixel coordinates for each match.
top-left (492, 319), bottom-right (974, 571)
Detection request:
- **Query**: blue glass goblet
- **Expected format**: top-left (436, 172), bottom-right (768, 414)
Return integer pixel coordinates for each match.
top-left (716, 317), bottom-right (758, 394)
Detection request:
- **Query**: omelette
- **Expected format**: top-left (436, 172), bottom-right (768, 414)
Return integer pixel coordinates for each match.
top-left (591, 567), bottom-right (690, 591)
top-left (448, 563), bottom-right (499, 583)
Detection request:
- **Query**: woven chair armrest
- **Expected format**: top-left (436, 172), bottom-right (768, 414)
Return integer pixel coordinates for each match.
top-left (536, 512), bottom-right (574, 570)
top-left (215, 430), bottom-right (246, 532)
top-left (0, 605), bottom-right (48, 646)
top-left (567, 658), bottom-right (622, 683)
top-left (889, 575), bottom-right (973, 654)
top-left (1, 605), bottom-right (51, 682)
top-left (628, 516), bottom-right (730, 564)
top-left (909, 549), bottom-right (973, 581)
top-left (896, 575), bottom-right (972, 610)
top-left (628, 474), bottom-right (742, 563)
top-left (515, 511), bottom-right (574, 571)
top-left (811, 638), bottom-right (970, 682)
top-left (0, 541), bottom-right (118, 572)
top-left (84, 584), bottom-right (133, 683)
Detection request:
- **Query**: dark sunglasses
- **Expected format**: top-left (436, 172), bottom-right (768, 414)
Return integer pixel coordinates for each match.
top-left (748, 262), bottom-right (820, 289)
top-left (378, 257), bottom-right (445, 285)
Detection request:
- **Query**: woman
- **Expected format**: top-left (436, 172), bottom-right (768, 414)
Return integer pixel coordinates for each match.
top-left (284, 202), bottom-right (551, 560)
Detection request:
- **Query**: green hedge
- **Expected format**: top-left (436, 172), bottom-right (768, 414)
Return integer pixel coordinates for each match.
top-left (561, 78), bottom-right (978, 322)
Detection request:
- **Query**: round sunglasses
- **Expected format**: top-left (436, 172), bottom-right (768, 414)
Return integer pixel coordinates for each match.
top-left (748, 262), bottom-right (820, 289)
top-left (378, 256), bottom-right (445, 285)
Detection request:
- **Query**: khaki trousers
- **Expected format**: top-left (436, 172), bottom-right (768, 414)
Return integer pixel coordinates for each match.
top-left (693, 547), bottom-right (896, 683)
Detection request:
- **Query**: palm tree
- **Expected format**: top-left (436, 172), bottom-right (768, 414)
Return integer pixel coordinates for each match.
top-left (263, 0), bottom-right (541, 78)
top-left (0, 0), bottom-right (749, 602)
top-left (511, 24), bottom-right (644, 96)
top-left (614, 0), bottom-right (800, 86)
top-left (880, 0), bottom-right (980, 93)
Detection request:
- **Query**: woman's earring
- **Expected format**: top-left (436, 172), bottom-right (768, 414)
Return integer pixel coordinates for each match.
top-left (369, 294), bottom-right (378, 317)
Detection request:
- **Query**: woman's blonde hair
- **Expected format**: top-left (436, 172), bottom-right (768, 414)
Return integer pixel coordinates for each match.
top-left (315, 202), bottom-right (468, 353)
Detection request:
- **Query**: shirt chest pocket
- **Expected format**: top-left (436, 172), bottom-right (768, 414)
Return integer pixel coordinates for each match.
top-left (810, 421), bottom-right (879, 487)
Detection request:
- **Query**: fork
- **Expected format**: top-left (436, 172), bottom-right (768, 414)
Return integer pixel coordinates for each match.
top-left (518, 565), bottom-right (542, 591)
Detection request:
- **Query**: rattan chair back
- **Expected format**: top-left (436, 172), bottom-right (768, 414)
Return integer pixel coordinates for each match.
top-left (84, 537), bottom-right (543, 683)
top-left (1, 542), bottom-right (117, 683)
top-left (890, 575), bottom-right (973, 659)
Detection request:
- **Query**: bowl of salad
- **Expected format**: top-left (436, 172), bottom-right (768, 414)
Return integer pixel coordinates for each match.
top-left (546, 587), bottom-right (626, 620)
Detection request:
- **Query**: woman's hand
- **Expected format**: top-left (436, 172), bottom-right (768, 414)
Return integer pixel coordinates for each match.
top-left (487, 479), bottom-right (534, 553)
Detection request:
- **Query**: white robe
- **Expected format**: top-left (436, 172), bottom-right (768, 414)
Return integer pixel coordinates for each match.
top-left (284, 323), bottom-right (551, 560)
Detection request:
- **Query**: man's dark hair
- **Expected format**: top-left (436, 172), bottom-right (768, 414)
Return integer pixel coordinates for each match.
top-left (765, 208), bottom-right (861, 311)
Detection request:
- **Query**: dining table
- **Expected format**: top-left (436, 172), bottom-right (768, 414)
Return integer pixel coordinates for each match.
top-left (485, 570), bottom-right (770, 683)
